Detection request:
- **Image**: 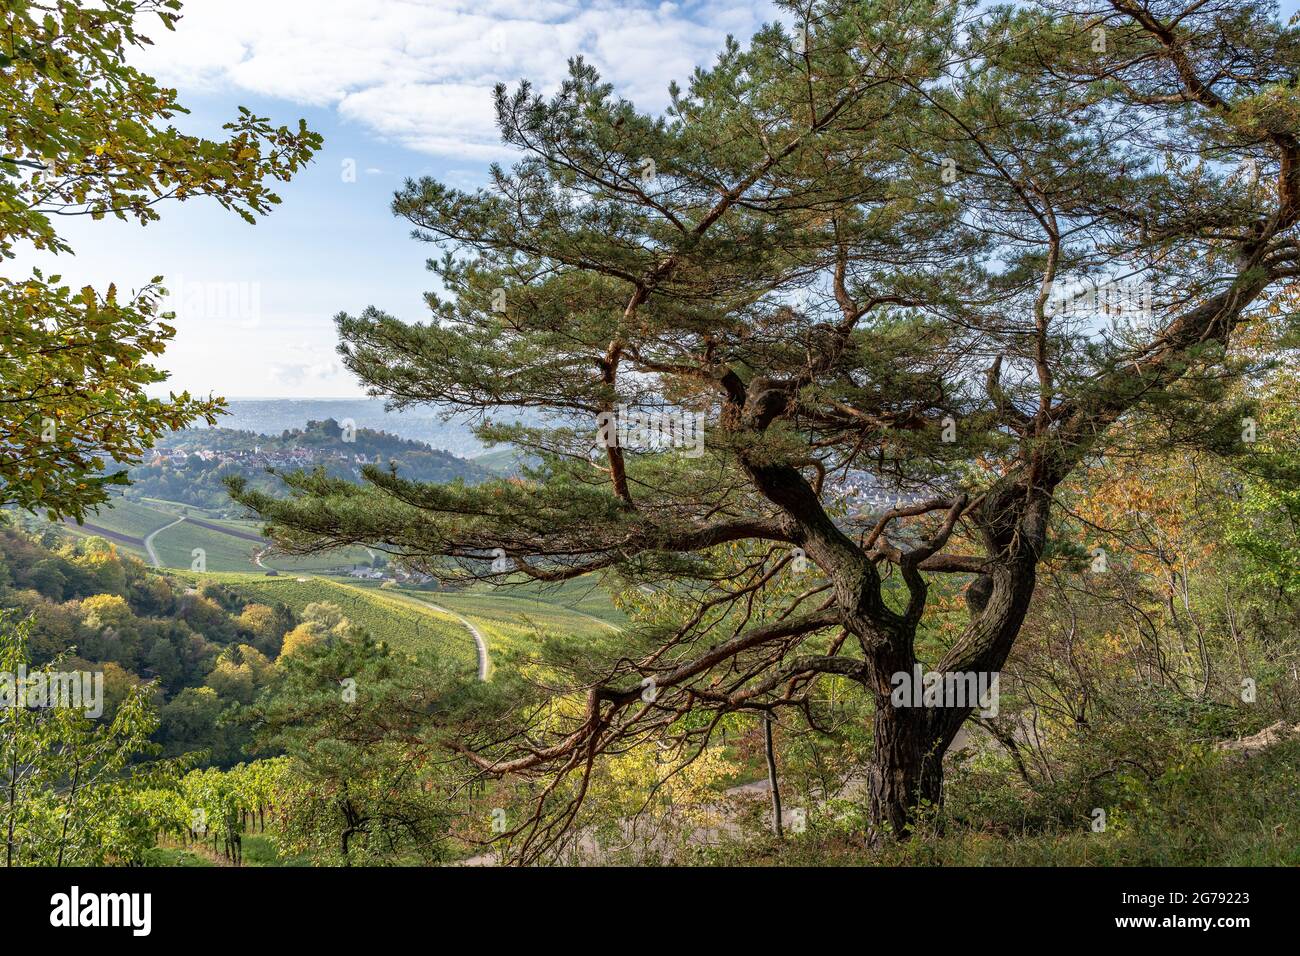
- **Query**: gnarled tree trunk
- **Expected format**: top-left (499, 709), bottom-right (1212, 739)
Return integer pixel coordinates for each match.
top-left (868, 702), bottom-right (944, 839)
top-left (863, 488), bottom-right (1049, 839)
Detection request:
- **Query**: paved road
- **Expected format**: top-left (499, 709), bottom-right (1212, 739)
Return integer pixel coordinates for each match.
top-left (338, 585), bottom-right (491, 682)
top-left (143, 515), bottom-right (186, 568)
top-left (425, 602), bottom-right (490, 680)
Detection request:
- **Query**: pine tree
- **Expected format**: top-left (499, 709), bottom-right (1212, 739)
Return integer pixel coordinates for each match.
top-left (232, 0), bottom-right (1300, 849)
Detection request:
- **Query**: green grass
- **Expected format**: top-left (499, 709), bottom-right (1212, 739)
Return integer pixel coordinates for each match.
top-left (151, 519), bottom-right (264, 571)
top-left (485, 576), bottom-right (628, 626)
top-left (61, 522), bottom-right (150, 561)
top-left (82, 498), bottom-right (178, 538)
top-left (134, 496), bottom-right (230, 519)
top-left (63, 497), bottom-right (168, 560)
top-left (406, 574), bottom-right (628, 632)
top-left (141, 846), bottom-right (215, 867)
top-left (240, 833), bottom-right (312, 867)
top-left (145, 831), bottom-right (312, 867)
top-left (169, 571), bottom-right (478, 669)
top-left (418, 591), bottom-right (615, 652)
top-left (260, 549), bottom-right (377, 573)
top-left (345, 580), bottom-right (622, 663)
top-left (705, 738), bottom-right (1300, 867)
top-left (61, 496), bottom-right (370, 572)
top-left (150, 520), bottom-right (368, 573)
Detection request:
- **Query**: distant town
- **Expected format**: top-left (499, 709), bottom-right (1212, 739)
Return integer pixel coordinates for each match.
top-left (148, 446), bottom-right (379, 470)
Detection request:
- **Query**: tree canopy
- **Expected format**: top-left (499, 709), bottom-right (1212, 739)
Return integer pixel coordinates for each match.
top-left (232, 0), bottom-right (1300, 854)
top-left (0, 0), bottom-right (321, 519)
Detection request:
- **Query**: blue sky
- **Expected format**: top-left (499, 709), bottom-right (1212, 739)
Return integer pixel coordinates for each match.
top-left (15, 0), bottom-right (1300, 399)
top-left (17, 0), bottom-right (777, 399)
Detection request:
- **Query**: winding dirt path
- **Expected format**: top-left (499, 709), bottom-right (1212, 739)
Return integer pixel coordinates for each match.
top-left (144, 515), bottom-right (186, 568)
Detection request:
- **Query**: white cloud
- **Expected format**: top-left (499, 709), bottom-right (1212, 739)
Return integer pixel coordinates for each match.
top-left (337, 82), bottom-right (507, 161)
top-left (139, 0), bottom-right (774, 159)
top-left (267, 357), bottom-right (343, 386)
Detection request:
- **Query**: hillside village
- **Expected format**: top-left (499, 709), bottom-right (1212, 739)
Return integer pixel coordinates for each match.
top-left (148, 445), bottom-right (379, 470)
top-left (119, 420), bottom-right (490, 512)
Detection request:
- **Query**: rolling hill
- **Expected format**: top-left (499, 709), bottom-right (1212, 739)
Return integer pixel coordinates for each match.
top-left (63, 496), bottom-right (372, 573)
top-left (168, 571), bottom-right (481, 670)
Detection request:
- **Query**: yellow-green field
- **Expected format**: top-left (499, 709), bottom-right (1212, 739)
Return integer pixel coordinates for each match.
top-left (347, 578), bottom-right (625, 653)
top-left (62, 497), bottom-right (371, 572)
top-left (66, 497), bottom-right (628, 678)
top-left (166, 569), bottom-right (625, 673)
top-left (168, 571), bottom-right (480, 670)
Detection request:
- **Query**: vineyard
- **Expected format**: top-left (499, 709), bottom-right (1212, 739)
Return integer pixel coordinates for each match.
top-left (60, 496), bottom-right (371, 572)
top-left (145, 761), bottom-right (290, 867)
top-left (168, 571), bottom-right (483, 668)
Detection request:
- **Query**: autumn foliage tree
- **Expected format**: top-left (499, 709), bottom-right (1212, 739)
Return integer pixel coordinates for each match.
top-left (0, 0), bottom-right (320, 518)
top-left (233, 0), bottom-right (1300, 852)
